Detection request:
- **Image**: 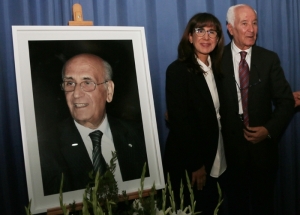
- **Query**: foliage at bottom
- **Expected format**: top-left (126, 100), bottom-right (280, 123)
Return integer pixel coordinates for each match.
top-left (25, 152), bottom-right (223, 215)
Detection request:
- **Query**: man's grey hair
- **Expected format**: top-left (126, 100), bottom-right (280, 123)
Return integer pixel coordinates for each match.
top-left (226, 4), bottom-right (257, 27)
top-left (102, 60), bottom-right (113, 81)
top-left (61, 54), bottom-right (113, 81)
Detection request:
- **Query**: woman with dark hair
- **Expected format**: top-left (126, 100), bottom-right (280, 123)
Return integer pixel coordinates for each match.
top-left (163, 13), bottom-right (226, 214)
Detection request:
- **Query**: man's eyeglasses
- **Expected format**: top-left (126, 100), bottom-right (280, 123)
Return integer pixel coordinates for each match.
top-left (194, 28), bottom-right (218, 39)
top-left (61, 80), bottom-right (108, 92)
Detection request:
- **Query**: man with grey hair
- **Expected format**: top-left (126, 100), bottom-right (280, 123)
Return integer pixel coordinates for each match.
top-left (220, 4), bottom-right (294, 214)
top-left (39, 53), bottom-right (148, 195)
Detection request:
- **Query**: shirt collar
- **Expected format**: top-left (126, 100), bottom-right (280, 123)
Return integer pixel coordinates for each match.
top-left (196, 55), bottom-right (212, 73)
top-left (231, 41), bottom-right (252, 56)
top-left (74, 114), bottom-right (112, 140)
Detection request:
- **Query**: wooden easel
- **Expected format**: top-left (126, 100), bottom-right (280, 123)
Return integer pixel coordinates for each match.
top-left (68, 3), bottom-right (93, 26)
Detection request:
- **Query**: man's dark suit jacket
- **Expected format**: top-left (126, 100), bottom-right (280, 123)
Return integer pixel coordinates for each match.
top-left (163, 60), bottom-right (222, 190)
top-left (39, 114), bottom-right (148, 195)
top-left (220, 43), bottom-right (295, 170)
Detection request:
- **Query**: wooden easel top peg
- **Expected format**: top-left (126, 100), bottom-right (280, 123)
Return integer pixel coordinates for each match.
top-left (68, 3), bottom-right (93, 26)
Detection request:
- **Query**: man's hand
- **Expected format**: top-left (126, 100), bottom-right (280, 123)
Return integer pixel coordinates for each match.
top-left (191, 165), bottom-right (206, 190)
top-left (244, 126), bottom-right (269, 144)
top-left (293, 91), bottom-right (300, 107)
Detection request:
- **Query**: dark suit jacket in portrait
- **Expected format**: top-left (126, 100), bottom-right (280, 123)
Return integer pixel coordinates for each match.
top-left (39, 114), bottom-right (148, 196)
top-left (220, 43), bottom-right (295, 171)
top-left (163, 60), bottom-right (222, 190)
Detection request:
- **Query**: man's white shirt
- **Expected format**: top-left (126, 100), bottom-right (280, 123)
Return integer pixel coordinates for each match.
top-left (74, 114), bottom-right (129, 189)
top-left (231, 41), bottom-right (252, 114)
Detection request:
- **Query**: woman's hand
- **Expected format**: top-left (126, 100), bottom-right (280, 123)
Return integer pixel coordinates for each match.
top-left (191, 165), bottom-right (207, 190)
top-left (293, 91), bottom-right (300, 107)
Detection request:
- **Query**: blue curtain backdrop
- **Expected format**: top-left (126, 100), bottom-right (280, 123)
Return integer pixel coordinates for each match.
top-left (0, 0), bottom-right (299, 214)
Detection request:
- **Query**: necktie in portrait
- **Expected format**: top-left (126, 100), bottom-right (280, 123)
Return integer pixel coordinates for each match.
top-left (89, 130), bottom-right (107, 175)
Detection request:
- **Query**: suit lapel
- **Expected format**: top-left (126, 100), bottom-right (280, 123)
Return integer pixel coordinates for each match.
top-left (248, 46), bottom-right (261, 113)
top-left (222, 44), bottom-right (239, 113)
top-left (59, 118), bottom-right (93, 174)
top-left (192, 71), bottom-right (216, 114)
top-left (214, 71), bottom-right (222, 104)
top-left (107, 115), bottom-right (133, 178)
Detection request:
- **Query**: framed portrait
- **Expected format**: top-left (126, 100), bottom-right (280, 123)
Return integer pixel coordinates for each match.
top-left (12, 26), bottom-right (164, 214)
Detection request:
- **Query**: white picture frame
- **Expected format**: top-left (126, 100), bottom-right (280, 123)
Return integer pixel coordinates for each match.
top-left (12, 26), bottom-right (164, 214)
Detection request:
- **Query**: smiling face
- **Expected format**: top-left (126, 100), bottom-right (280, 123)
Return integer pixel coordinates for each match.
top-left (63, 54), bottom-right (114, 129)
top-left (189, 26), bottom-right (219, 63)
top-left (227, 5), bottom-right (258, 50)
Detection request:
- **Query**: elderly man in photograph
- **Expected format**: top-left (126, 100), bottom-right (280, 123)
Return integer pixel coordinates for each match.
top-left (39, 53), bottom-right (148, 195)
top-left (220, 4), bottom-right (295, 215)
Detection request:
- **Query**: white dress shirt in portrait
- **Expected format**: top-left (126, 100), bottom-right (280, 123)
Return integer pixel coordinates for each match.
top-left (74, 114), bottom-right (125, 185)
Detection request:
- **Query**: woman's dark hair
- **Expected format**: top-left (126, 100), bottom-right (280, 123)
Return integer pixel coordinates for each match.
top-left (178, 12), bottom-right (224, 74)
